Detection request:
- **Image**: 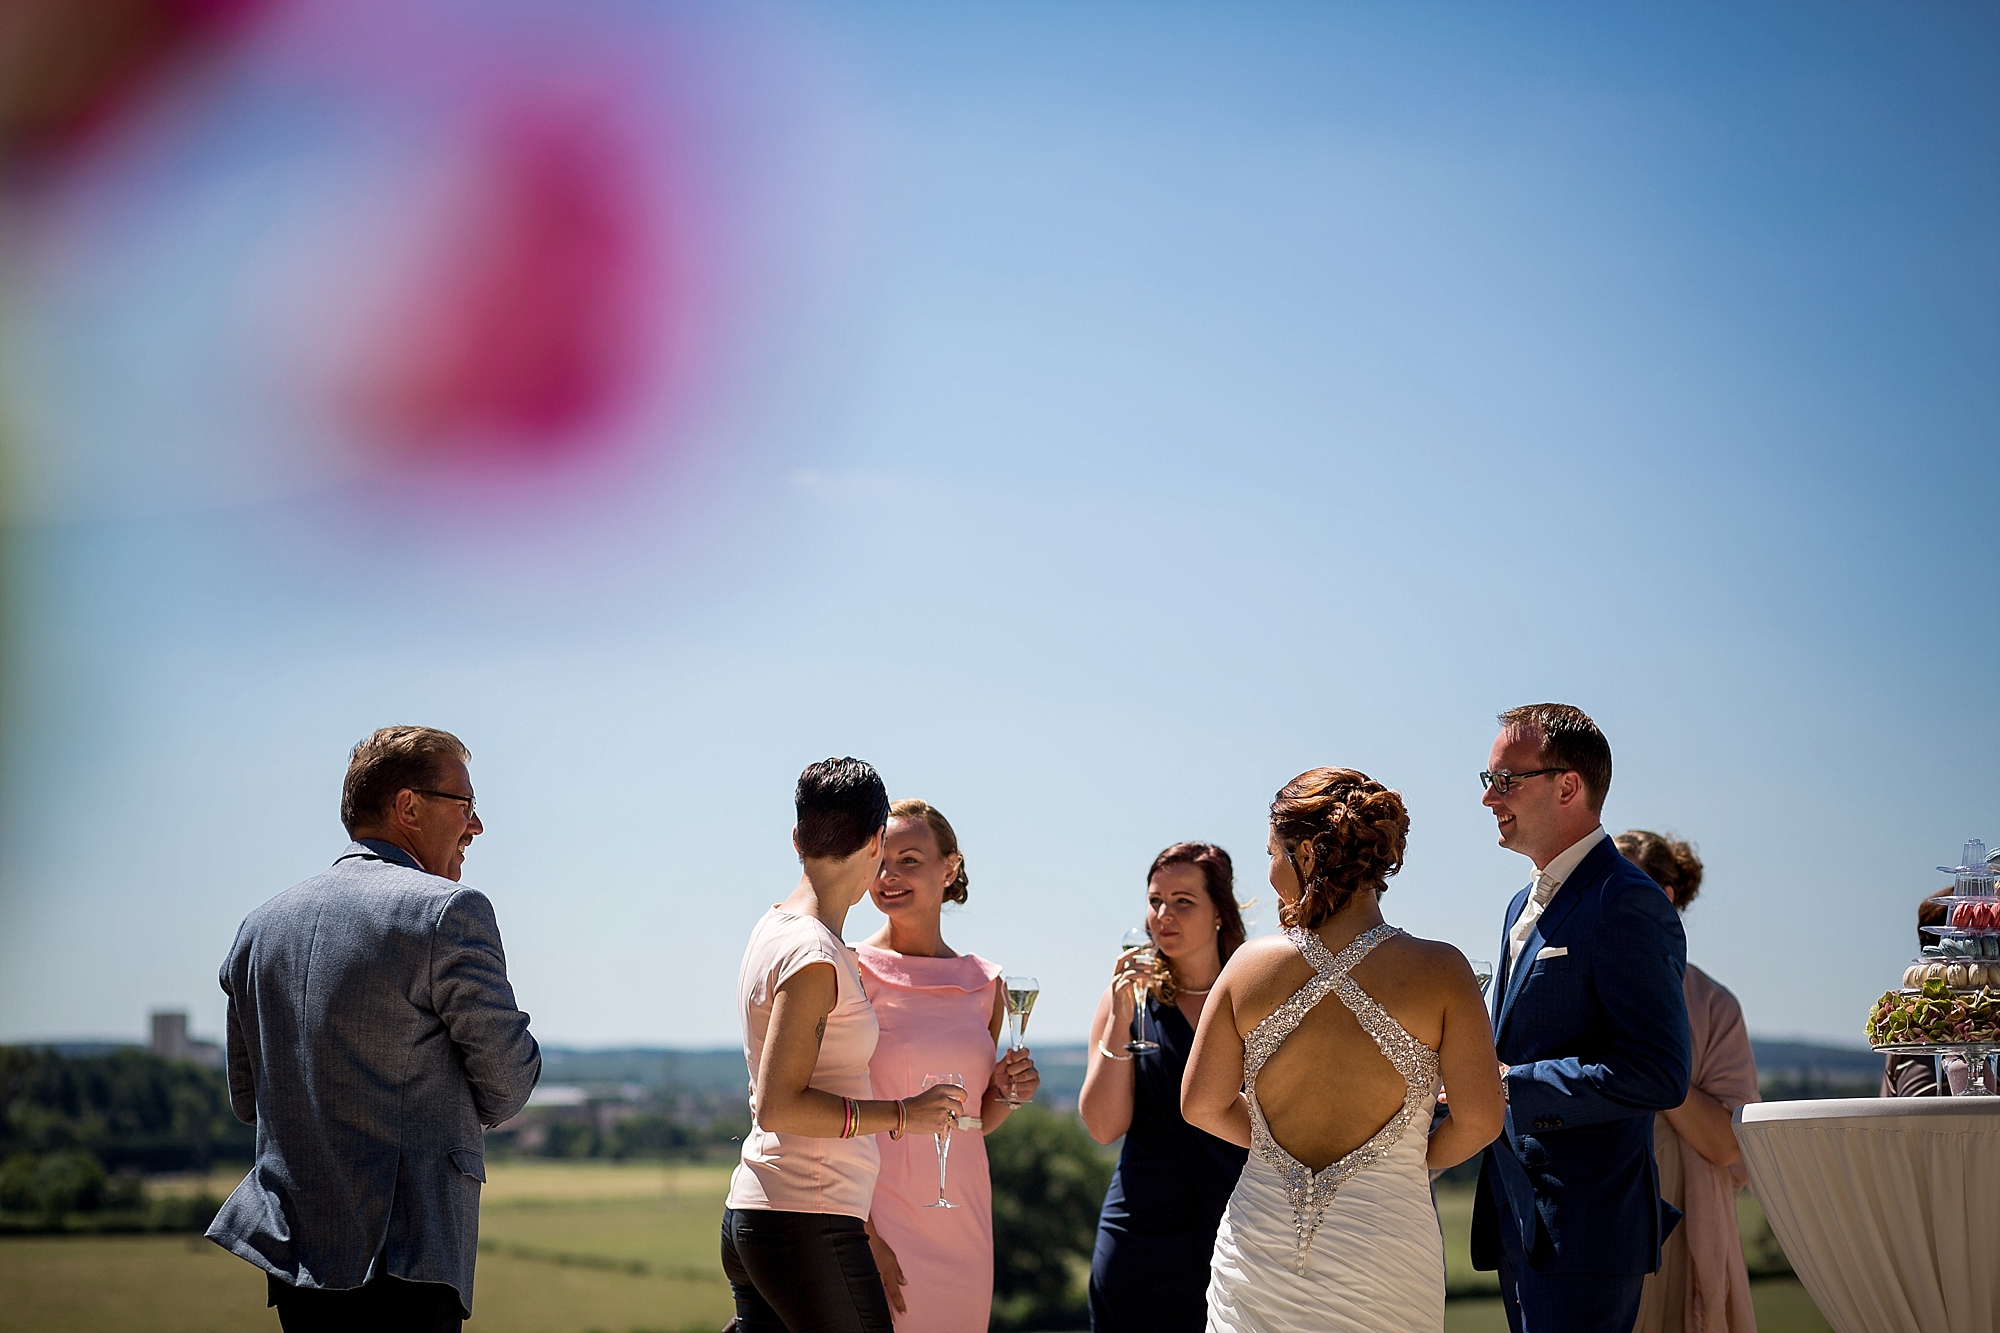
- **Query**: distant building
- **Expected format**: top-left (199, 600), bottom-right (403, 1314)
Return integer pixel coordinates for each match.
top-left (489, 1083), bottom-right (653, 1154)
top-left (149, 1010), bottom-right (224, 1070)
top-left (526, 1083), bottom-right (590, 1108)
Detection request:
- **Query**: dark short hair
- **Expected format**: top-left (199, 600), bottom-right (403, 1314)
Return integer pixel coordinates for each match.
top-left (1148, 842), bottom-right (1245, 965)
top-left (1614, 830), bottom-right (1703, 910)
top-left (795, 758), bottom-right (889, 860)
top-left (1498, 703), bottom-right (1612, 811)
top-left (342, 726), bottom-right (470, 835)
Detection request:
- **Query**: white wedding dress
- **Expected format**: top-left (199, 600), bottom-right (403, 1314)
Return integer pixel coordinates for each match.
top-left (1206, 924), bottom-right (1446, 1333)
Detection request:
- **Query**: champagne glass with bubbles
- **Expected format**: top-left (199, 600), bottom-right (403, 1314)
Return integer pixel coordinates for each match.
top-left (921, 1073), bottom-right (965, 1208)
top-left (1002, 977), bottom-right (1038, 1105)
top-left (1121, 926), bottom-right (1160, 1054)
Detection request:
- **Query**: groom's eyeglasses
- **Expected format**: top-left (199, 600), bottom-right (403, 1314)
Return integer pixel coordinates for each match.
top-left (414, 789), bottom-right (477, 815)
top-left (1478, 768), bottom-right (1565, 796)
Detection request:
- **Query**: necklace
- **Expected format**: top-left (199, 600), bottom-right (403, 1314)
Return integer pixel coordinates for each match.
top-left (1175, 984), bottom-right (1214, 997)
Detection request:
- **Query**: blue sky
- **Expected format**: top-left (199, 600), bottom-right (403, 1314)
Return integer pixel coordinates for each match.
top-left (2, 1), bottom-right (1996, 1052)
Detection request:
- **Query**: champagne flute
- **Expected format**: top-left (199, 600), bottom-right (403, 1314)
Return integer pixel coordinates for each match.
top-left (921, 1073), bottom-right (965, 1208)
top-left (1469, 958), bottom-right (1494, 997)
top-left (1002, 977), bottom-right (1039, 1105)
top-left (1121, 926), bottom-right (1160, 1054)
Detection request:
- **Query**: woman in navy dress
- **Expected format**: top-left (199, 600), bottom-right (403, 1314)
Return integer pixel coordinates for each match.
top-left (1080, 842), bottom-right (1250, 1333)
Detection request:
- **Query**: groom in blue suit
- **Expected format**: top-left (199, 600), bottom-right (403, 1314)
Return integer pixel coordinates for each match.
top-left (1470, 704), bottom-right (1691, 1333)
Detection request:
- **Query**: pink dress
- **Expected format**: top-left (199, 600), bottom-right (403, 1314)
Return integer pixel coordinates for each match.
top-left (1634, 963), bottom-right (1760, 1333)
top-left (855, 945), bottom-right (1002, 1333)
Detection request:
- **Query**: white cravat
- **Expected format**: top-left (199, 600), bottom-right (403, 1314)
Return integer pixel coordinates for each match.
top-left (1507, 826), bottom-right (1606, 966)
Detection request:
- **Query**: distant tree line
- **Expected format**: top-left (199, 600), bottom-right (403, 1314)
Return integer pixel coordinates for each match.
top-left (487, 1105), bottom-right (754, 1161)
top-left (1, 1045), bottom-right (253, 1171)
top-left (1, 1046), bottom-right (250, 1232)
top-left (1757, 1069), bottom-right (1879, 1101)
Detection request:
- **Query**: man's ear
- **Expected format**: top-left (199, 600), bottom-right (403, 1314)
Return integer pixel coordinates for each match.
top-left (390, 788), bottom-right (423, 831)
top-left (791, 827), bottom-right (803, 860)
top-left (1556, 771), bottom-right (1586, 810)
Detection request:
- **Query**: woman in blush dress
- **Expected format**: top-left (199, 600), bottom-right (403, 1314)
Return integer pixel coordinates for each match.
top-left (1080, 842), bottom-right (1250, 1333)
top-left (1614, 831), bottom-right (1760, 1333)
top-left (855, 800), bottom-right (1041, 1333)
top-left (1183, 769), bottom-right (1504, 1333)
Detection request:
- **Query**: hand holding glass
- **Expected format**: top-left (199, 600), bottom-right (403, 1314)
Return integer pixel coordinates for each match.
top-left (1120, 926), bottom-right (1160, 1054)
top-left (921, 1073), bottom-right (965, 1209)
top-left (1002, 977), bottom-right (1038, 1105)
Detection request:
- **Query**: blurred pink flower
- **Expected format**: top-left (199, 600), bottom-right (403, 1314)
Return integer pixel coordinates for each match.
top-left (342, 100), bottom-right (656, 463)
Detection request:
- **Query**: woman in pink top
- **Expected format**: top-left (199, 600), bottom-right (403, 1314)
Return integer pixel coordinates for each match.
top-left (1614, 831), bottom-right (1760, 1333)
top-left (856, 800), bottom-right (1041, 1333)
top-left (722, 761), bottom-right (965, 1333)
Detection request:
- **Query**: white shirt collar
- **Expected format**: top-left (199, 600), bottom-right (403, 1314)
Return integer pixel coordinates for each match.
top-left (1533, 825), bottom-right (1606, 896)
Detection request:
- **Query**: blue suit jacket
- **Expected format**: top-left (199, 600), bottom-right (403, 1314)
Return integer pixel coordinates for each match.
top-left (1470, 837), bottom-right (1691, 1276)
top-left (206, 842), bottom-right (540, 1315)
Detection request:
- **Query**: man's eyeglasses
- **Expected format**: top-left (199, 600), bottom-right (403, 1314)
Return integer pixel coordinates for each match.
top-left (413, 789), bottom-right (477, 815)
top-left (1478, 768), bottom-right (1565, 796)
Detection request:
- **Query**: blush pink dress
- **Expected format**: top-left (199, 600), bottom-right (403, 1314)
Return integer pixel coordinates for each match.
top-left (855, 945), bottom-right (1003, 1333)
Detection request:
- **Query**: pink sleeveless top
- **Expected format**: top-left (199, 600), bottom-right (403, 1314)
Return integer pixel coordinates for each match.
top-left (727, 908), bottom-right (880, 1218)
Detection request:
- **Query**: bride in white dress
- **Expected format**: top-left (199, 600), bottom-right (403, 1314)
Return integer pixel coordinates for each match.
top-left (1183, 768), bottom-right (1505, 1333)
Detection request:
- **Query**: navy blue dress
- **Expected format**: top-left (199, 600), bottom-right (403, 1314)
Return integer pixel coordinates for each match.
top-left (1088, 996), bottom-right (1249, 1333)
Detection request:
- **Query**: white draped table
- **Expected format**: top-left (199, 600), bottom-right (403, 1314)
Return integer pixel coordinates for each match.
top-left (1733, 1097), bottom-right (2000, 1333)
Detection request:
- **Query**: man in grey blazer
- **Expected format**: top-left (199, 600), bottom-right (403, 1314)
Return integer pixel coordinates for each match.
top-left (208, 726), bottom-right (540, 1332)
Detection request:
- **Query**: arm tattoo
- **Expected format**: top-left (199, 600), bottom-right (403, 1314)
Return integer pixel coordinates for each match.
top-left (814, 1014), bottom-right (827, 1047)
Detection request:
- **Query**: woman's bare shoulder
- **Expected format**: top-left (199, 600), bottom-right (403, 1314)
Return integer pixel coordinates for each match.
top-left (1222, 934), bottom-right (1314, 997)
top-left (1225, 933), bottom-right (1303, 973)
top-left (1377, 931), bottom-right (1473, 979)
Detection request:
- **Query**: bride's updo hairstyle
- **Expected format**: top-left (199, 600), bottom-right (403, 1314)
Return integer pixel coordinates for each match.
top-left (889, 798), bottom-right (970, 904)
top-left (1270, 768), bottom-right (1409, 931)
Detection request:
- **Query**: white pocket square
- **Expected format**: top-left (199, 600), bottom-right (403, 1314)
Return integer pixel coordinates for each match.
top-left (1535, 946), bottom-right (1569, 960)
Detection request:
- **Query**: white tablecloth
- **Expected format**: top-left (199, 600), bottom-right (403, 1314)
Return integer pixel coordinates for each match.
top-left (1733, 1097), bottom-right (2000, 1333)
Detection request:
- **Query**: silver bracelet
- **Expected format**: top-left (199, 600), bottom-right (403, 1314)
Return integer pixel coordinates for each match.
top-left (1097, 1041), bottom-right (1134, 1062)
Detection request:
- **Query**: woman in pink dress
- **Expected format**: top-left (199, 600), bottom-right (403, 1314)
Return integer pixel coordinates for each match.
top-left (856, 799), bottom-right (1041, 1333)
top-left (1614, 830), bottom-right (1760, 1333)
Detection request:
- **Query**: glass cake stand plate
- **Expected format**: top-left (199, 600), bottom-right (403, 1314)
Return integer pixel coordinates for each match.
top-left (1870, 1042), bottom-right (2000, 1095)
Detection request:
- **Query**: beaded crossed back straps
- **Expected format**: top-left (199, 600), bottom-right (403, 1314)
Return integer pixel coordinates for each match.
top-left (1241, 923), bottom-right (1443, 1271)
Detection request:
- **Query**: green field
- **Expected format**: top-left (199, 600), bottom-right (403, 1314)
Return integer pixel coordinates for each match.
top-left (0, 1163), bottom-right (735, 1333)
top-left (0, 1162), bottom-right (1830, 1333)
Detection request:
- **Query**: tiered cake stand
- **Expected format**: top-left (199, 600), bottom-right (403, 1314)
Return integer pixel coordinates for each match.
top-left (1871, 841), bottom-right (2000, 1096)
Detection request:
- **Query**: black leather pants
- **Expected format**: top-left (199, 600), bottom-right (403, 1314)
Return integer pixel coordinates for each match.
top-left (720, 1207), bottom-right (893, 1333)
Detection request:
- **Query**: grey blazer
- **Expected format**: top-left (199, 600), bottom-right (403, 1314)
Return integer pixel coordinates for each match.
top-left (206, 840), bottom-right (540, 1314)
